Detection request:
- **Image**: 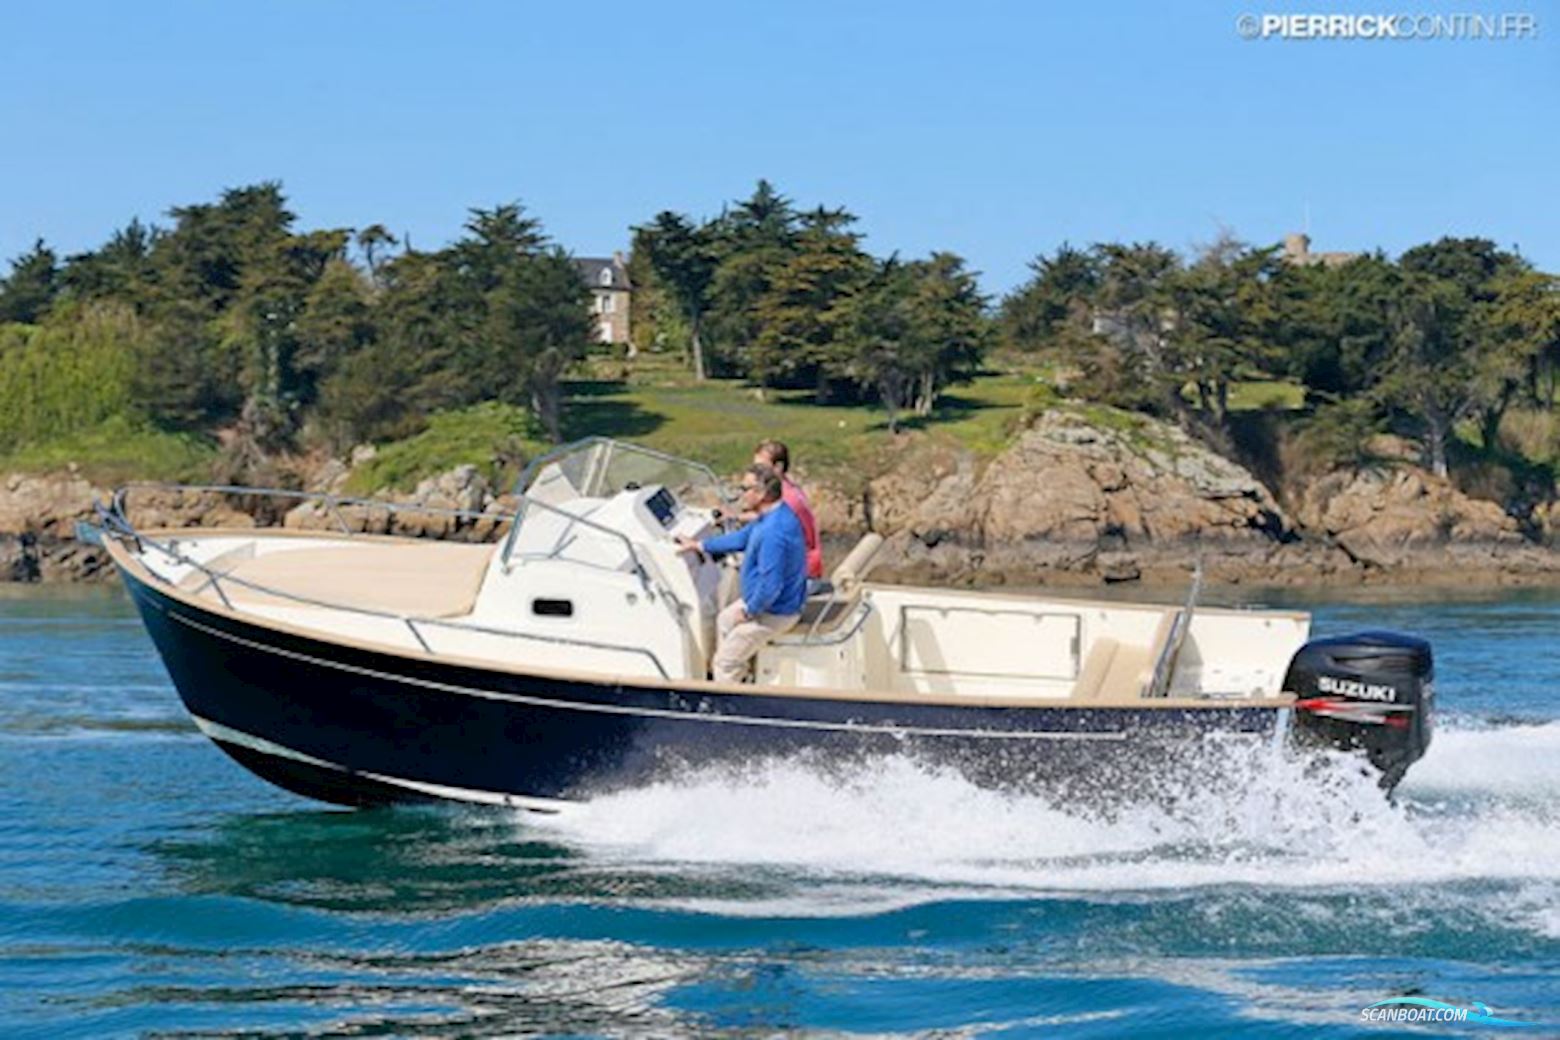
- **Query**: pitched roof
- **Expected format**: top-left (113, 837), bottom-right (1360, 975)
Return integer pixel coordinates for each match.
top-left (574, 256), bottom-right (632, 291)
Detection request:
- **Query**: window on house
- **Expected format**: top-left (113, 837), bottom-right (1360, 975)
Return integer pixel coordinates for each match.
top-left (599, 268), bottom-right (613, 287)
top-left (600, 294), bottom-right (614, 313)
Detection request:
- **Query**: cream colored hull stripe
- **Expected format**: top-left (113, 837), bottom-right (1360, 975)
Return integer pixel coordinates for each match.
top-left (190, 714), bottom-right (570, 812)
top-left (169, 608), bottom-right (1131, 741)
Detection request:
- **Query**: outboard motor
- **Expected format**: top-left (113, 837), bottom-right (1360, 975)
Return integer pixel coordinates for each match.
top-left (1283, 631), bottom-right (1434, 790)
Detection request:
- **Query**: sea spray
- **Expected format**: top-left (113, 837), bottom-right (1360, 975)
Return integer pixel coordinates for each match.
top-left (1402, 719), bottom-right (1560, 800)
top-left (526, 724), bottom-right (1560, 898)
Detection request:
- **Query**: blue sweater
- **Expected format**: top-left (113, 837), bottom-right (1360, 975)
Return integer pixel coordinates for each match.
top-left (702, 502), bottom-right (808, 617)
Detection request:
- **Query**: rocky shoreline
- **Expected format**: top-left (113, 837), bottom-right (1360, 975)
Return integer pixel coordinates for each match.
top-left (809, 414), bottom-right (1560, 589)
top-left (5, 412), bottom-right (1559, 588)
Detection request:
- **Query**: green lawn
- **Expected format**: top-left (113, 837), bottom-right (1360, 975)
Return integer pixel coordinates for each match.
top-left (345, 352), bottom-right (1045, 492)
top-left (350, 353), bottom-right (1323, 492)
top-left (1227, 379), bottom-right (1305, 412)
top-left (569, 354), bottom-right (1038, 473)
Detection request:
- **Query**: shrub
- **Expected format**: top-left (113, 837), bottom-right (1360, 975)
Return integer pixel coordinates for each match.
top-left (1290, 398), bottom-right (1385, 473)
top-left (0, 302), bottom-right (143, 454)
top-left (345, 402), bottom-right (544, 494)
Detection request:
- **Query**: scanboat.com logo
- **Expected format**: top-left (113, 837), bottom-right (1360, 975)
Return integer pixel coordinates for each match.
top-left (1361, 997), bottom-right (1531, 1027)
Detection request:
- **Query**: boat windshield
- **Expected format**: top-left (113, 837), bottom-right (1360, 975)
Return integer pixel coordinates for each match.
top-left (516, 438), bottom-right (731, 513)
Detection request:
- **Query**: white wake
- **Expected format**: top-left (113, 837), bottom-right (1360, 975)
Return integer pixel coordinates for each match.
top-left (525, 722), bottom-right (1560, 901)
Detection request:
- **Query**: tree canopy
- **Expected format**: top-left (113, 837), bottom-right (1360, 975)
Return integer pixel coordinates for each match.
top-left (2, 181), bottom-right (1555, 492)
top-left (998, 235), bottom-right (1560, 474)
top-left (629, 180), bottom-right (995, 420)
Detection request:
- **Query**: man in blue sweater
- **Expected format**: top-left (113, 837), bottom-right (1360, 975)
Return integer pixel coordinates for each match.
top-left (676, 463), bottom-right (808, 683)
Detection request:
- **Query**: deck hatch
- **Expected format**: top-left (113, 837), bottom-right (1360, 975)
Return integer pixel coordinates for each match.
top-left (898, 606), bottom-right (1081, 680)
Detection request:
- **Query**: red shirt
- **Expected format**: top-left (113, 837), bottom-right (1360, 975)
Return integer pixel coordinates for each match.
top-left (781, 476), bottom-right (823, 579)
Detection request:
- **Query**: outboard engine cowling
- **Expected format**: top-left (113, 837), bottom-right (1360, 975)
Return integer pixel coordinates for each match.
top-left (1284, 630), bottom-right (1434, 790)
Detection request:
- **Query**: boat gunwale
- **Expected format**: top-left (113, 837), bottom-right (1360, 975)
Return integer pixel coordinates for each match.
top-left (105, 527), bottom-right (1301, 712)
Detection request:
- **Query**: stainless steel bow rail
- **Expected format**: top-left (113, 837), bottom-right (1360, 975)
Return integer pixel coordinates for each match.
top-left (93, 483), bottom-right (673, 678)
top-left (111, 480), bottom-right (662, 589)
top-left (110, 481), bottom-right (507, 537)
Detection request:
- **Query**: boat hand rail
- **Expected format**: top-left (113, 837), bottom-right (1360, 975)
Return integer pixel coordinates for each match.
top-left (496, 494), bottom-right (655, 592)
top-left (93, 497), bottom-right (673, 678)
top-left (113, 482), bottom-right (514, 536)
top-left (109, 480), bottom-right (659, 593)
top-left (406, 616), bottom-right (670, 678)
top-left (1147, 553), bottom-right (1205, 698)
top-left (491, 484), bottom-right (694, 648)
top-left (785, 599), bottom-right (875, 647)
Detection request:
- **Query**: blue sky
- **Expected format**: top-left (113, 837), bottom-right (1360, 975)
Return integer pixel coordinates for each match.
top-left (2, 1), bottom-right (1555, 294)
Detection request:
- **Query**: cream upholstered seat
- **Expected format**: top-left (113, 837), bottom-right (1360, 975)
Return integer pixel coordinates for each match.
top-left (184, 541), bottom-right (493, 619)
top-left (1069, 610), bottom-right (1179, 700)
top-left (1070, 637), bottom-right (1122, 700)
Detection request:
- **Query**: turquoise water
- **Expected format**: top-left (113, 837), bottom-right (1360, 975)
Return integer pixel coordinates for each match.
top-left (1, 584), bottom-right (1556, 1037)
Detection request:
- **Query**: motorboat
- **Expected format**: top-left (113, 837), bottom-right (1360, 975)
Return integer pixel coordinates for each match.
top-left (93, 438), bottom-right (1434, 810)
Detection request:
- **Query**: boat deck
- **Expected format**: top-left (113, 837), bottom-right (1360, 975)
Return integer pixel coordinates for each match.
top-left (179, 540), bottom-right (492, 618)
top-left (124, 527), bottom-right (1307, 706)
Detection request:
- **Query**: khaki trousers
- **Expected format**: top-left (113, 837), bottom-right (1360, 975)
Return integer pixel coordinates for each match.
top-left (713, 600), bottom-right (799, 684)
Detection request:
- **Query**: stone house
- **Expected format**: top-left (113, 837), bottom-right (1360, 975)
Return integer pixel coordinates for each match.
top-left (573, 253), bottom-right (632, 345)
top-left (1087, 232), bottom-right (1361, 343)
top-left (1281, 232), bottom-right (1359, 268)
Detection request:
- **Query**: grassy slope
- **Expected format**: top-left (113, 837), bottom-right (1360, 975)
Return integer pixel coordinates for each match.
top-left (545, 355), bottom-right (1316, 488)
top-left (570, 355), bottom-right (1038, 467)
top-left (351, 353), bottom-right (1045, 493)
top-left (0, 416), bottom-right (216, 485)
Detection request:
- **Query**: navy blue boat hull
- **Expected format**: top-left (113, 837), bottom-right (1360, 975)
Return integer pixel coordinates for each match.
top-left (121, 570), bottom-right (1283, 810)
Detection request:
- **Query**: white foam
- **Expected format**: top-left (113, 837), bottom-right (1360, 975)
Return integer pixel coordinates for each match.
top-left (1399, 720), bottom-right (1560, 798)
top-left (524, 726), bottom-right (1560, 904)
top-left (1502, 881), bottom-right (1560, 940)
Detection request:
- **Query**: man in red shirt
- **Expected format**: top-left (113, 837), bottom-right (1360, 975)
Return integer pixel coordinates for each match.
top-left (753, 439), bottom-right (823, 581)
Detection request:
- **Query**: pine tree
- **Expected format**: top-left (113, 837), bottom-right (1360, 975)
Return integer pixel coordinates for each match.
top-left (0, 240), bottom-right (60, 324)
top-left (634, 211), bottom-right (717, 378)
top-left (749, 207), bottom-right (870, 398)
